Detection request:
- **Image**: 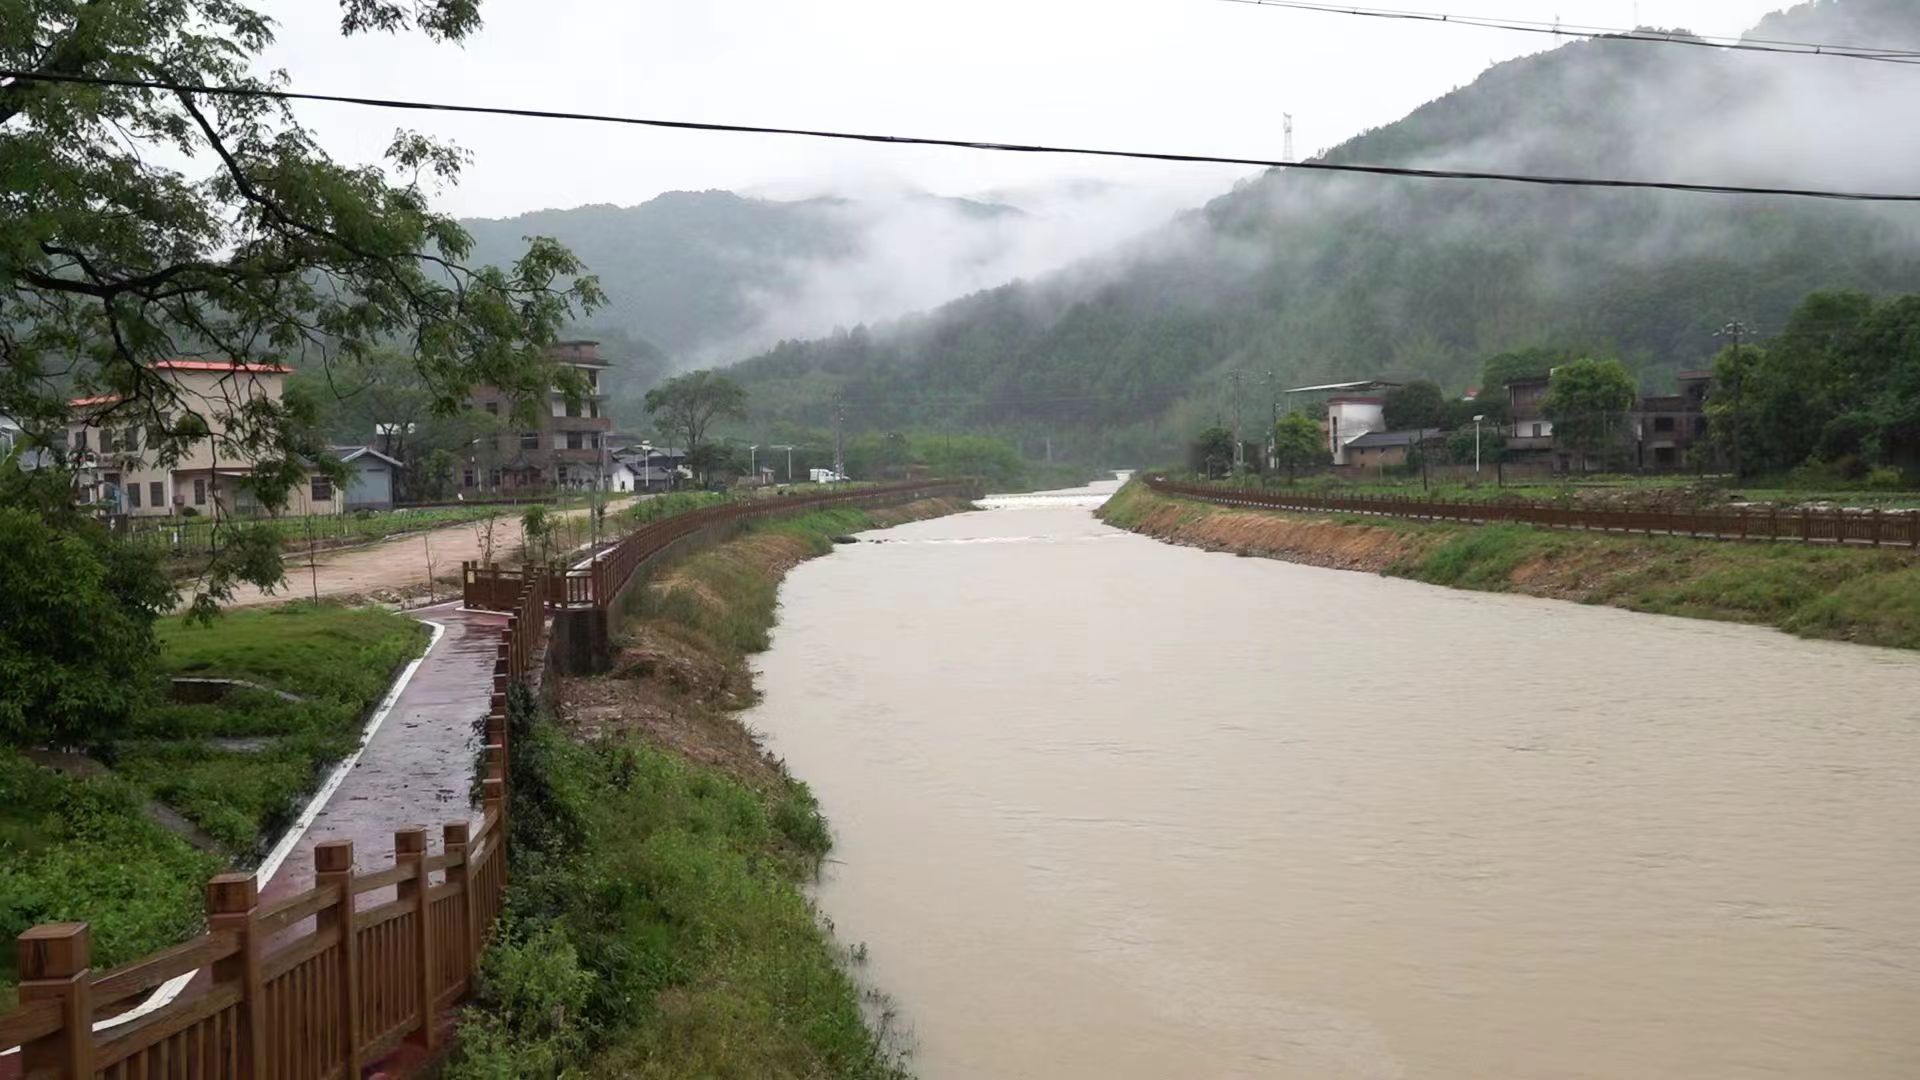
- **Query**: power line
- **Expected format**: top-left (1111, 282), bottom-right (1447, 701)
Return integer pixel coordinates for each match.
top-left (4, 68), bottom-right (1920, 203)
top-left (1215, 0), bottom-right (1920, 66)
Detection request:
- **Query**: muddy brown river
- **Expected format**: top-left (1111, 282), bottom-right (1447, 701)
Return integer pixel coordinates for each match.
top-left (744, 478), bottom-right (1920, 1079)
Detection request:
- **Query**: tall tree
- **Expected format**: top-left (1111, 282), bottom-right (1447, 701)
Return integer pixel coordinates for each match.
top-left (1383, 380), bottom-right (1448, 432)
top-left (1271, 411), bottom-right (1323, 482)
top-left (3, 0), bottom-right (600, 612)
top-left (1190, 426), bottom-right (1234, 479)
top-left (643, 371), bottom-right (748, 477)
top-left (1543, 358), bottom-right (1636, 471)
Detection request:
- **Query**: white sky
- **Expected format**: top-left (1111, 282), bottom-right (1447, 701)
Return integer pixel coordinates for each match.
top-left (261, 0), bottom-right (1801, 219)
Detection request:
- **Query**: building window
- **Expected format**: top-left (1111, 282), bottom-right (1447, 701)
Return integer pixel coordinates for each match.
top-left (1654, 416), bottom-right (1675, 433)
top-left (588, 400), bottom-right (599, 419)
top-left (311, 476), bottom-right (333, 502)
top-left (128, 482), bottom-right (141, 508)
top-left (1532, 423), bottom-right (1544, 438)
top-left (589, 432), bottom-right (602, 449)
top-left (149, 481), bottom-right (164, 508)
top-left (556, 465), bottom-right (570, 485)
top-left (488, 468), bottom-right (501, 487)
top-left (586, 369), bottom-right (598, 389)
top-left (565, 399), bottom-right (581, 419)
top-left (73, 429), bottom-right (89, 451)
top-left (520, 431), bottom-right (539, 450)
top-left (462, 468), bottom-right (476, 488)
top-left (566, 431), bottom-right (584, 450)
top-left (484, 401), bottom-right (499, 416)
top-left (194, 477), bottom-right (207, 505)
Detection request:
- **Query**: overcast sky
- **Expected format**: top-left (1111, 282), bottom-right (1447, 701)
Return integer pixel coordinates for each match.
top-left (260, 0), bottom-right (1802, 219)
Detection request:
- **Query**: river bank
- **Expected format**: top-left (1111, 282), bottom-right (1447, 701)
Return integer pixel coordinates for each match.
top-left (446, 495), bottom-right (972, 1078)
top-left (1100, 479), bottom-right (1920, 651)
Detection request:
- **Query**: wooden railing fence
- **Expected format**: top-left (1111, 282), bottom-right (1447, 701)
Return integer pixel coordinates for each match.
top-left (461, 480), bottom-right (976, 614)
top-left (3, 576), bottom-right (546, 1079)
top-left (1147, 476), bottom-right (1920, 549)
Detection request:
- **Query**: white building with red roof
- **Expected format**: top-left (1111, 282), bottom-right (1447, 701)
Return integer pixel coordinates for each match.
top-left (66, 358), bottom-right (343, 519)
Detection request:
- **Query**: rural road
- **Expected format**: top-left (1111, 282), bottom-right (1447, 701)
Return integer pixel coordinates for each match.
top-left (210, 498), bottom-right (632, 609)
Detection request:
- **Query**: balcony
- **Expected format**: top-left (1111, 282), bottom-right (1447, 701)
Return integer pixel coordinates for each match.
top-left (547, 414), bottom-right (612, 432)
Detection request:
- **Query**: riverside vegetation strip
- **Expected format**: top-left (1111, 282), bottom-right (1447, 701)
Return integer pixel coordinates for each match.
top-left (446, 496), bottom-right (974, 1079)
top-left (1101, 479), bottom-right (1920, 651)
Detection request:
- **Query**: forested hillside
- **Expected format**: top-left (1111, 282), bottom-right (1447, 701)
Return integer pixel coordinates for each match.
top-left (724, 0), bottom-right (1920, 464)
top-left (460, 189), bottom-right (1022, 363)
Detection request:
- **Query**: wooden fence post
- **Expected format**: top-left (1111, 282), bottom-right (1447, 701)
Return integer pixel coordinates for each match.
top-left (396, 827), bottom-right (437, 1051)
top-left (444, 821), bottom-right (474, 998)
top-left (483, 778), bottom-right (507, 888)
top-left (1872, 507), bottom-right (1883, 547)
top-left (208, 873), bottom-right (266, 1076)
top-left (316, 839), bottom-right (362, 1076)
top-left (17, 923), bottom-right (93, 1077)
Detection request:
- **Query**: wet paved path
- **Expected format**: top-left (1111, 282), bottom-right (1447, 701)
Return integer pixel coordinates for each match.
top-left (261, 602), bottom-right (505, 903)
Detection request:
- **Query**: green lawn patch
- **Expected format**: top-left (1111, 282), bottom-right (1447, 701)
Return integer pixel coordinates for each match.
top-left (124, 602), bottom-right (428, 856)
top-left (0, 750), bottom-right (219, 1004)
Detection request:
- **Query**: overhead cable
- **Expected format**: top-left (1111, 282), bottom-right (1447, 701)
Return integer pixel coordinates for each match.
top-left (3, 68), bottom-right (1920, 203)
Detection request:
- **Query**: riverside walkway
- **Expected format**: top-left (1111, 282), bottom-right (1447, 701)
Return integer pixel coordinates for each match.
top-left (258, 602), bottom-right (504, 905)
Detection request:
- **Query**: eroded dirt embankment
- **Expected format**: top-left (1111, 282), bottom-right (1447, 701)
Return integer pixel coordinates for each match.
top-left (1102, 489), bottom-right (1430, 572)
top-left (1100, 482), bottom-right (1920, 652)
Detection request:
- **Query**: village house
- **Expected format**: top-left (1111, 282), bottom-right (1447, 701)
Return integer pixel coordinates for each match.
top-left (1504, 369), bottom-right (1719, 473)
top-left (1284, 379), bottom-right (1404, 465)
top-left (66, 359), bottom-right (343, 519)
top-left (458, 340), bottom-right (616, 493)
top-left (332, 445), bottom-right (403, 510)
top-left (1343, 428), bottom-right (1447, 469)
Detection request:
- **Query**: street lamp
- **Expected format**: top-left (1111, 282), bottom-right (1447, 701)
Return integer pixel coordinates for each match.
top-left (771, 444), bottom-right (796, 482)
top-left (1473, 414), bottom-right (1485, 474)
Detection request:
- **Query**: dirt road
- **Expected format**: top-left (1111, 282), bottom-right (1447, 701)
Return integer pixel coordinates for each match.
top-left (208, 499), bottom-right (631, 609)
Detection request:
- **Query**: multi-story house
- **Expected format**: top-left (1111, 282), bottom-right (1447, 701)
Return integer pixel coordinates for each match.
top-left (459, 340), bottom-right (615, 493)
top-left (1631, 370), bottom-right (1714, 470)
top-left (1507, 369), bottom-right (1719, 473)
top-left (67, 359), bottom-right (342, 519)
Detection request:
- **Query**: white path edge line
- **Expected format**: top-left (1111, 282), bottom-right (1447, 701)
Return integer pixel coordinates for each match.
top-left (4, 618), bottom-right (450, 1053)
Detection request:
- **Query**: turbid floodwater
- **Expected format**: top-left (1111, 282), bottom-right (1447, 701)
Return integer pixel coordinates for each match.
top-left (743, 478), bottom-right (1920, 1079)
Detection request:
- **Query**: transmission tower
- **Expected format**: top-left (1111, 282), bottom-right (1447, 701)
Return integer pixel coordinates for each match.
top-left (1283, 114), bottom-right (1294, 161)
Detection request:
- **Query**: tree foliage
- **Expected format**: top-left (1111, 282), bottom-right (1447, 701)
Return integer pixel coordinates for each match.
top-left (1544, 358), bottom-right (1636, 467)
top-left (643, 371), bottom-right (747, 479)
top-left (1270, 411), bottom-right (1323, 481)
top-left (1189, 426), bottom-right (1234, 479)
top-left (1383, 381), bottom-right (1448, 431)
top-left (0, 458), bottom-right (176, 748)
top-left (1707, 290), bottom-right (1920, 479)
top-left (1, 0), bottom-right (600, 520)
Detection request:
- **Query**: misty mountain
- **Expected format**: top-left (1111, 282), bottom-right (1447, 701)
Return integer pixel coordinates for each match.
top-left (459, 184), bottom-right (1198, 373)
top-left (724, 0), bottom-right (1920, 463)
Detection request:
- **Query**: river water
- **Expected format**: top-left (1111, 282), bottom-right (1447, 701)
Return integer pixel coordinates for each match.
top-left (744, 478), bottom-right (1920, 1079)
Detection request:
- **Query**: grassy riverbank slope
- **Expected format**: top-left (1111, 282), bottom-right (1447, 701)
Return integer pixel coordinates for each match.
top-left (450, 496), bottom-right (973, 1079)
top-left (1101, 481), bottom-right (1920, 651)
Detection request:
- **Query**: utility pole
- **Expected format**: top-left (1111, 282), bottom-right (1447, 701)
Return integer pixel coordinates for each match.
top-left (1228, 369), bottom-right (1245, 470)
top-left (1716, 320), bottom-right (1750, 479)
top-left (832, 398), bottom-right (845, 481)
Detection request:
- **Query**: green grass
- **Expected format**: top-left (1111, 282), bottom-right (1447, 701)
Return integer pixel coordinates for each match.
top-left (125, 603), bottom-right (427, 854)
top-left (449, 690), bottom-right (902, 1080)
top-left (0, 750), bottom-right (219, 1003)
